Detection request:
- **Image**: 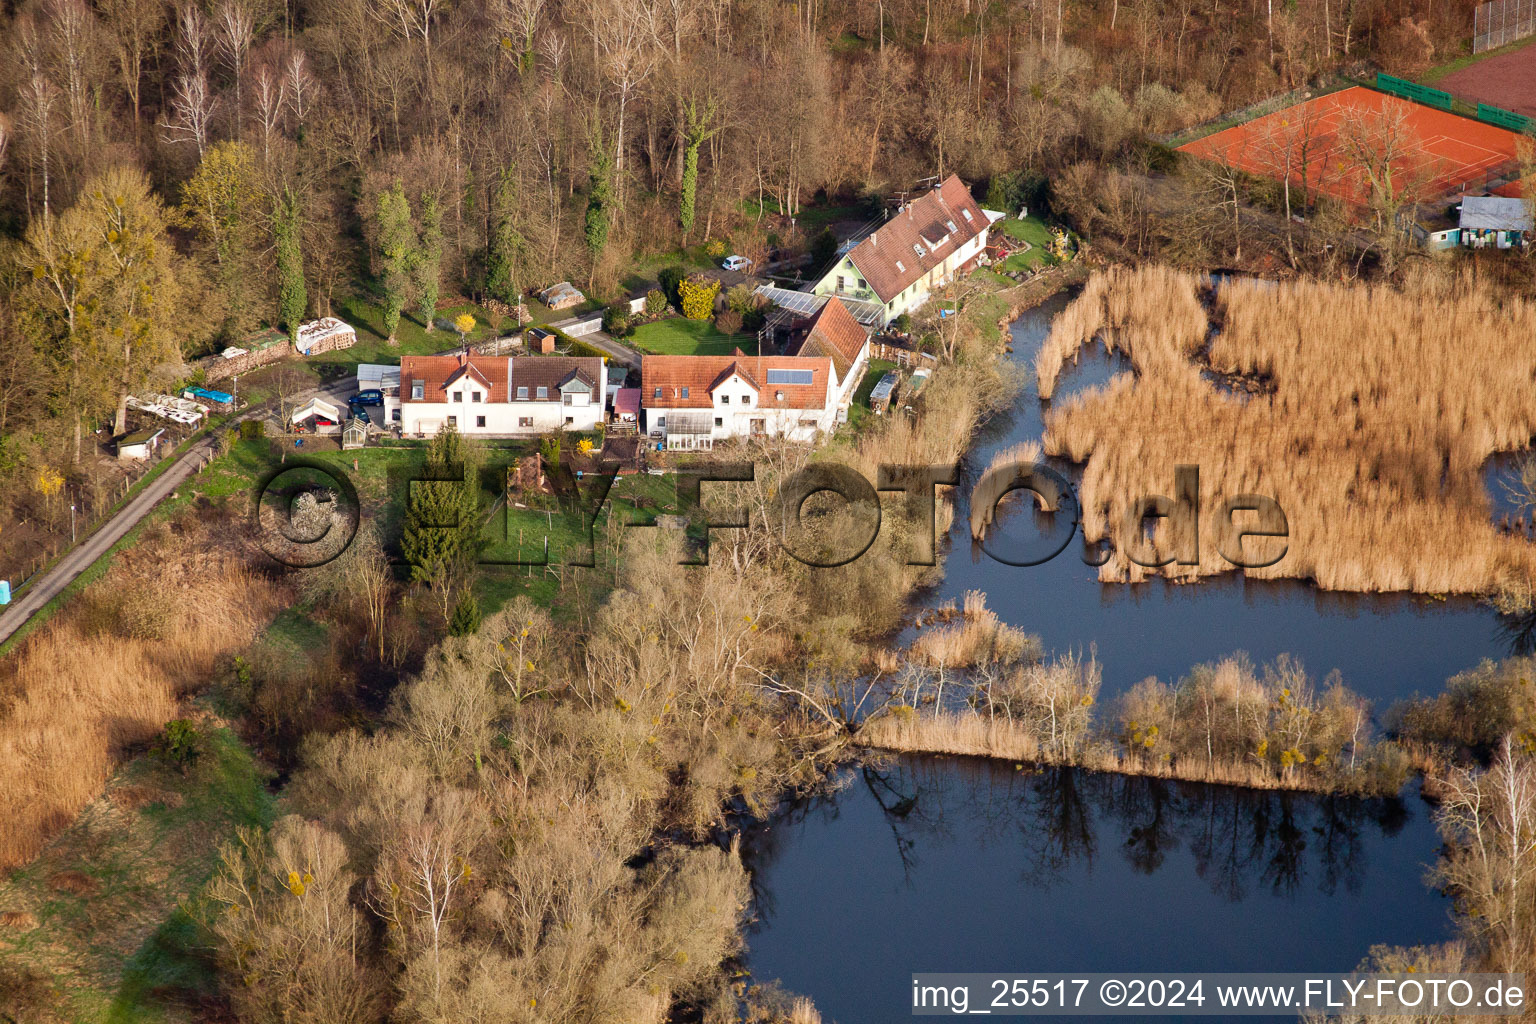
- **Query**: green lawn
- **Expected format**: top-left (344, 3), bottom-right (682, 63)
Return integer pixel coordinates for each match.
top-left (996, 216), bottom-right (1055, 272)
top-left (846, 359), bottom-right (899, 431)
top-left (628, 317), bottom-right (759, 356)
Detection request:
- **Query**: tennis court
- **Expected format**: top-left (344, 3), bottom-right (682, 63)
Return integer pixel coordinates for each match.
top-left (1179, 86), bottom-right (1526, 206)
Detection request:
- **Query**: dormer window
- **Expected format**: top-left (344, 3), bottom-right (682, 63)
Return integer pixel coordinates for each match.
top-left (962, 209), bottom-right (973, 221)
top-left (518, 386), bottom-right (528, 400)
top-left (654, 387), bottom-right (663, 399)
top-left (681, 386), bottom-right (689, 399)
top-left (946, 220), bottom-right (957, 232)
top-left (912, 243), bottom-right (925, 257)
top-left (536, 386), bottom-right (548, 400)
top-left (412, 381), bottom-right (424, 400)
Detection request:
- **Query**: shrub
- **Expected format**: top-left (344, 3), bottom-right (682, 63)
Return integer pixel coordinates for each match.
top-left (157, 718), bottom-right (201, 770)
top-left (679, 274), bottom-right (719, 320)
top-left (644, 288), bottom-right (668, 316)
top-left (725, 283), bottom-right (759, 315)
top-left (239, 419), bottom-right (264, 440)
top-left (657, 265), bottom-right (687, 306)
top-left (716, 309), bottom-right (743, 334)
top-left (891, 312), bottom-right (913, 335)
top-left (570, 337), bottom-right (609, 359)
top-left (704, 238), bottom-right (727, 258)
top-left (603, 303), bottom-right (632, 337)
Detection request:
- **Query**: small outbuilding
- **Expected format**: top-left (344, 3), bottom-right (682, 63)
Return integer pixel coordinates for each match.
top-left (869, 371), bottom-right (900, 415)
top-left (290, 397), bottom-right (342, 431)
top-left (342, 417), bottom-right (369, 449)
top-left (612, 387), bottom-right (640, 425)
top-left (117, 426), bottom-right (166, 461)
top-left (527, 327), bottom-right (557, 354)
top-left (1459, 196), bottom-right (1532, 249)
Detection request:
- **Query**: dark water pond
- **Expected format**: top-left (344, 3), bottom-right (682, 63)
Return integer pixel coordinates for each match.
top-left (740, 291), bottom-right (1502, 1022)
top-left (743, 756), bottom-right (1452, 1024)
top-left (916, 291), bottom-right (1508, 706)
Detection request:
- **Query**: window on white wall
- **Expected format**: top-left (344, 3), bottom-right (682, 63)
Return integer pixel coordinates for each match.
top-left (452, 391), bottom-right (462, 403)
top-left (476, 415), bottom-right (486, 427)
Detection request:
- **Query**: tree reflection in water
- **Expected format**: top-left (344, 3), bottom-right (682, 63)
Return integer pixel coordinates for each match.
top-left (834, 754), bottom-right (1410, 903)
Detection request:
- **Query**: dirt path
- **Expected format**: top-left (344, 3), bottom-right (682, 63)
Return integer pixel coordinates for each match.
top-left (0, 436), bottom-right (221, 648)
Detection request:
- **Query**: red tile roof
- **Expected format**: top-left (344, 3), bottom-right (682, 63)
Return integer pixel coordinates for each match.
top-left (402, 354), bottom-right (509, 402)
top-left (613, 388), bottom-right (641, 417)
top-left (845, 175), bottom-right (988, 303)
top-left (641, 354), bottom-right (832, 411)
top-left (790, 296), bottom-right (869, 378)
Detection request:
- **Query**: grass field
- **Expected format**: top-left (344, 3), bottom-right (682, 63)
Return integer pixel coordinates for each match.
top-left (996, 217), bottom-right (1054, 272)
top-left (629, 318), bottom-right (759, 356)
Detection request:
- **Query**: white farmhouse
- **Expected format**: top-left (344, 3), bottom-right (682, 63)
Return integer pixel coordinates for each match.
top-left (811, 174), bottom-right (1002, 326)
top-left (400, 353), bottom-right (606, 436)
top-left (641, 353), bottom-right (837, 450)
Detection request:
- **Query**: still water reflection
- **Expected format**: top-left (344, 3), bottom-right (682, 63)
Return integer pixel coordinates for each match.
top-left (743, 756), bottom-right (1452, 1024)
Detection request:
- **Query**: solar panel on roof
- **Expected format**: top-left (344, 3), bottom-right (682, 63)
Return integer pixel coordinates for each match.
top-left (766, 368), bottom-right (815, 386)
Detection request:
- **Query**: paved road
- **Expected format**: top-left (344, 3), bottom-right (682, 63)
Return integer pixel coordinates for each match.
top-left (0, 435), bottom-right (221, 647)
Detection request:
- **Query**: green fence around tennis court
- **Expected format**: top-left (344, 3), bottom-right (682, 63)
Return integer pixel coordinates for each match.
top-left (1375, 73), bottom-right (1454, 110)
top-left (1476, 102), bottom-right (1534, 133)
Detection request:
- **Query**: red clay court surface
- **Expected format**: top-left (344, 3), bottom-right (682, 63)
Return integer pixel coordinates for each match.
top-left (1179, 85), bottom-right (1526, 206)
top-left (1439, 38), bottom-right (1536, 118)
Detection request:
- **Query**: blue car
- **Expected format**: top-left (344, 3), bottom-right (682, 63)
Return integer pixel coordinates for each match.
top-left (352, 389), bottom-right (385, 406)
top-left (349, 405), bottom-right (371, 425)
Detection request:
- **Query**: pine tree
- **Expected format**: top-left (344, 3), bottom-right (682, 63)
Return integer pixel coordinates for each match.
top-left (274, 190), bottom-right (307, 341)
top-left (416, 190), bottom-right (442, 332)
top-left (447, 589), bottom-right (483, 636)
top-left (376, 181), bottom-right (415, 343)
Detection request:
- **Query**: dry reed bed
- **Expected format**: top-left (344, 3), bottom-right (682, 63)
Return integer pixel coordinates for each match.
top-left (855, 711), bottom-right (1364, 793)
top-left (1035, 266), bottom-right (1536, 592)
top-left (0, 521), bottom-right (287, 868)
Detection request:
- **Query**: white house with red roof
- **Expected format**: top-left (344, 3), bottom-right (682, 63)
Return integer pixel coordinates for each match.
top-left (811, 174), bottom-right (1003, 325)
top-left (399, 352), bottom-right (606, 436)
top-left (640, 352), bottom-right (838, 450)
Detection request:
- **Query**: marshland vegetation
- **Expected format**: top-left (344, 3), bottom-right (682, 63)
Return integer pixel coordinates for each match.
top-left (1035, 266), bottom-right (1536, 594)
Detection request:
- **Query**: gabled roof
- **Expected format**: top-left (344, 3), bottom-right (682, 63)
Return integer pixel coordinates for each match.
top-left (613, 388), bottom-right (641, 417)
top-left (402, 355), bottom-right (510, 402)
top-left (641, 354), bottom-right (832, 411)
top-left (790, 296), bottom-right (869, 378)
top-left (844, 175), bottom-right (989, 303)
top-left (509, 356), bottom-right (603, 399)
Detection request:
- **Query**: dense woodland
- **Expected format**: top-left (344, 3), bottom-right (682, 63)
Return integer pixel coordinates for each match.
top-left (0, 0), bottom-right (1490, 492)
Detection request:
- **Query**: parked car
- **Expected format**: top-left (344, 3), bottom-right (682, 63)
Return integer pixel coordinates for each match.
top-left (722, 254), bottom-right (752, 272)
top-left (350, 406), bottom-right (371, 425)
top-left (351, 388), bottom-right (384, 406)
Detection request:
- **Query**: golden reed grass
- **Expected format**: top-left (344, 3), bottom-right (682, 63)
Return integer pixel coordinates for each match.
top-left (1035, 265), bottom-right (1536, 592)
top-left (0, 521), bottom-right (286, 868)
top-left (855, 710), bottom-right (1357, 793)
